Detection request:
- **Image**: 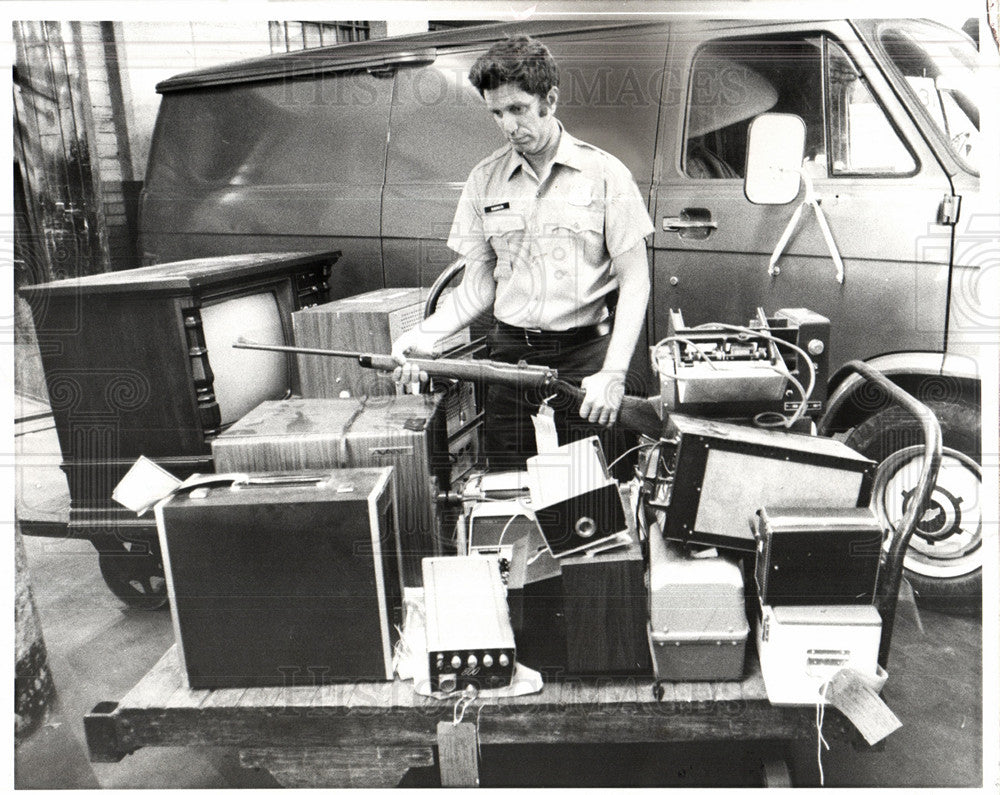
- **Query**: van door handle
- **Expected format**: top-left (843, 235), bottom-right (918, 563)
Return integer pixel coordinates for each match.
top-left (662, 217), bottom-right (718, 231)
top-left (663, 209), bottom-right (717, 240)
top-left (662, 214), bottom-right (717, 233)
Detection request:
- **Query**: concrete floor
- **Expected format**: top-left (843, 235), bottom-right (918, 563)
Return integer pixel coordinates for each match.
top-left (12, 397), bottom-right (986, 788)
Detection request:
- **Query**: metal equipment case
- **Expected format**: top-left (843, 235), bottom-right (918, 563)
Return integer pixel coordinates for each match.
top-left (653, 414), bottom-right (876, 551)
top-left (655, 307), bottom-right (830, 419)
top-left (156, 467), bottom-right (401, 688)
top-left (467, 501), bottom-right (560, 584)
top-left (753, 507), bottom-right (883, 606)
top-left (422, 556), bottom-right (516, 693)
top-left (647, 522), bottom-right (748, 681)
top-left (755, 603), bottom-right (882, 705)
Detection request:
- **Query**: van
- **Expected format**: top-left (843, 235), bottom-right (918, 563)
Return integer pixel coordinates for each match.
top-left (141, 18), bottom-right (985, 607)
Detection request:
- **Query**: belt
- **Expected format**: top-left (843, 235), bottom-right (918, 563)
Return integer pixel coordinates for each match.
top-left (496, 319), bottom-right (612, 348)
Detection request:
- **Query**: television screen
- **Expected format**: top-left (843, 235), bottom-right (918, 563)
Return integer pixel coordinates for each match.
top-left (200, 292), bottom-right (290, 426)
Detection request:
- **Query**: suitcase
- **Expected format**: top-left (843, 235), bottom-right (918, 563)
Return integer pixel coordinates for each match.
top-left (156, 467), bottom-right (401, 688)
top-left (211, 394), bottom-right (448, 585)
top-left (653, 414), bottom-right (876, 551)
top-left (753, 506), bottom-right (883, 606)
top-left (756, 602), bottom-right (882, 705)
top-left (646, 523), bottom-right (748, 681)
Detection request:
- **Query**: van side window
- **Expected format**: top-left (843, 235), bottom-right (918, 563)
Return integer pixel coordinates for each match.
top-left (876, 22), bottom-right (979, 174)
top-left (683, 34), bottom-right (914, 179)
top-left (684, 37), bottom-right (824, 179)
top-left (825, 39), bottom-right (916, 175)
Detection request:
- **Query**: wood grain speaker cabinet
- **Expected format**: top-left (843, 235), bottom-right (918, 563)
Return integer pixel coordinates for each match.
top-left (292, 287), bottom-right (470, 398)
top-left (211, 394), bottom-right (449, 585)
top-left (560, 544), bottom-right (651, 675)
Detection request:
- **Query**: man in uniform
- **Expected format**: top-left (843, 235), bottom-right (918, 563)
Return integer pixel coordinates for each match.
top-left (393, 35), bottom-right (654, 469)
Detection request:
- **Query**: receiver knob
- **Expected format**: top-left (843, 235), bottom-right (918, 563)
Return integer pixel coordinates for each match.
top-left (451, 655), bottom-right (462, 669)
top-left (467, 655), bottom-right (478, 668)
top-left (483, 654), bottom-right (494, 667)
top-left (499, 653), bottom-right (510, 667)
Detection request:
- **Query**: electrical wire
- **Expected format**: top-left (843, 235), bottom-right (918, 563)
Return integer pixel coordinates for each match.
top-left (693, 322), bottom-right (816, 428)
top-left (606, 441), bottom-right (659, 472)
top-left (496, 512), bottom-right (520, 549)
top-left (650, 334), bottom-right (722, 374)
top-left (453, 689), bottom-right (476, 724)
top-left (651, 322), bottom-right (817, 430)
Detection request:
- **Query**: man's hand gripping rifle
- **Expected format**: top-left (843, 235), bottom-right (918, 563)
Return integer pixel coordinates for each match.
top-left (233, 339), bottom-right (662, 440)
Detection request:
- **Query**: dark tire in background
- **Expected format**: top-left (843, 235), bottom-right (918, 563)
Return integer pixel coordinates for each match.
top-left (95, 540), bottom-right (169, 611)
top-left (844, 400), bottom-right (982, 614)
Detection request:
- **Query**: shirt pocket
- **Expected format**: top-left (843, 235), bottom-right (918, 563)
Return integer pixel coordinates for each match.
top-left (549, 207), bottom-right (605, 268)
top-left (483, 212), bottom-right (526, 279)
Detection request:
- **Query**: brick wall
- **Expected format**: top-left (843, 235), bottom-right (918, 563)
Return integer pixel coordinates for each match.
top-left (76, 21), bottom-right (136, 270)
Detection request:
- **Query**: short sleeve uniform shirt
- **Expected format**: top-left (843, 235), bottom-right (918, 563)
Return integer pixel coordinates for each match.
top-left (447, 124), bottom-right (654, 331)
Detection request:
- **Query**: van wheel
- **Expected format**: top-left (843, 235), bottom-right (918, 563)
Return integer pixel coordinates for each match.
top-left (96, 541), bottom-right (169, 611)
top-left (844, 400), bottom-right (981, 614)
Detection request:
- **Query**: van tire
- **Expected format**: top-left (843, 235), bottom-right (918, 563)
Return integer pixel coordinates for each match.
top-left (844, 400), bottom-right (981, 615)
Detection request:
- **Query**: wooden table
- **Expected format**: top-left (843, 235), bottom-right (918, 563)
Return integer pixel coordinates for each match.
top-left (85, 645), bottom-right (852, 787)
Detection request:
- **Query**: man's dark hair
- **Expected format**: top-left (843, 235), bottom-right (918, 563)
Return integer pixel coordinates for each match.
top-left (468, 36), bottom-right (559, 99)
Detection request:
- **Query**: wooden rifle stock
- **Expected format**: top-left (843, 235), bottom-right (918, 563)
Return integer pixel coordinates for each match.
top-left (234, 339), bottom-right (663, 439)
top-left (553, 382), bottom-right (662, 440)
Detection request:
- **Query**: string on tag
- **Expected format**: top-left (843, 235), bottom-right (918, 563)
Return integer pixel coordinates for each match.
top-left (453, 686), bottom-right (478, 725)
top-left (391, 625), bottom-right (406, 676)
top-left (815, 679), bottom-right (832, 786)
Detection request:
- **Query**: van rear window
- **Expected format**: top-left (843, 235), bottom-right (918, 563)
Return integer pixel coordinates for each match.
top-left (146, 74), bottom-right (392, 188)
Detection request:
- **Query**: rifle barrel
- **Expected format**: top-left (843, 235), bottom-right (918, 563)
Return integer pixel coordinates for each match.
top-left (233, 340), bottom-right (365, 360)
top-left (233, 339), bottom-right (663, 439)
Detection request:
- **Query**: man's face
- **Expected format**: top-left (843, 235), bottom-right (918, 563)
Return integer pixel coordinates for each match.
top-left (482, 83), bottom-right (557, 156)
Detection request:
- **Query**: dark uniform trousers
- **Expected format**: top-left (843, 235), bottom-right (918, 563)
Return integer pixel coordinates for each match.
top-left (483, 320), bottom-right (638, 477)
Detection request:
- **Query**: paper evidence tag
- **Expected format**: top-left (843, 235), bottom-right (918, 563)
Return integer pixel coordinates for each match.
top-left (112, 456), bottom-right (182, 516)
top-left (531, 404), bottom-right (560, 454)
top-left (825, 667), bottom-right (902, 745)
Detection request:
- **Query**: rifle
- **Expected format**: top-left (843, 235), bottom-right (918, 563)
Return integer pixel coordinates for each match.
top-left (234, 340), bottom-right (663, 439)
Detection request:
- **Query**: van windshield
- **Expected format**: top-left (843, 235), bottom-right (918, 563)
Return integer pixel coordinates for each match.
top-left (877, 20), bottom-right (981, 174)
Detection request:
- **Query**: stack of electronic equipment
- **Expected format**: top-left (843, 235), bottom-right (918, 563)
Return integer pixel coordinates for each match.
top-left (651, 306), bottom-right (831, 428)
top-left (154, 287), bottom-right (481, 690)
top-left (752, 507), bottom-right (885, 704)
top-left (642, 308), bottom-right (884, 697)
top-left (461, 438), bottom-right (651, 678)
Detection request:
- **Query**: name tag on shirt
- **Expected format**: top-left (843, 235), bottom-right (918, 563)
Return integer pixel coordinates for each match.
top-left (484, 202), bottom-right (511, 214)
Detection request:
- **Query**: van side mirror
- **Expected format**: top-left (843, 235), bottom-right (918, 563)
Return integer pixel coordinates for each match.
top-left (744, 114), bottom-right (806, 205)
